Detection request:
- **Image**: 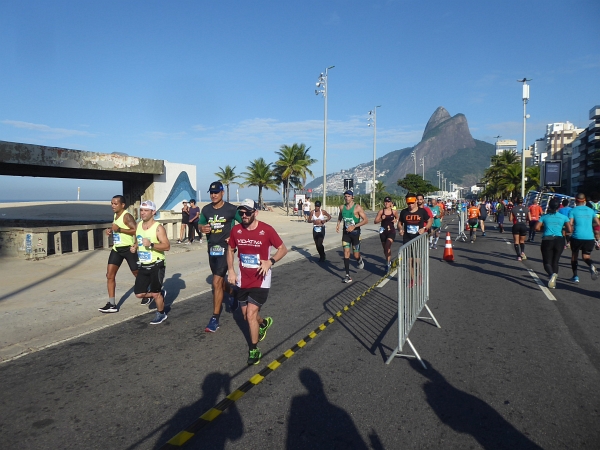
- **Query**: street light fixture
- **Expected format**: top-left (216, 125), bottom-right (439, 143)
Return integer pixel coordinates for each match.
top-left (315, 66), bottom-right (335, 211)
top-left (517, 78), bottom-right (531, 199)
top-left (368, 105), bottom-right (381, 211)
top-left (411, 151), bottom-right (417, 174)
top-left (437, 170), bottom-right (441, 190)
top-left (420, 157), bottom-right (425, 178)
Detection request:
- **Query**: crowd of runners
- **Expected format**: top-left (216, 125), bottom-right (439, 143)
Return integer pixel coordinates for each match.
top-left (98, 184), bottom-right (600, 365)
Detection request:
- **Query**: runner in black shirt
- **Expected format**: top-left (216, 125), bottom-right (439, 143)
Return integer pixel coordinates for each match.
top-left (200, 181), bottom-right (242, 332)
top-left (398, 193), bottom-right (431, 244)
top-left (510, 197), bottom-right (528, 261)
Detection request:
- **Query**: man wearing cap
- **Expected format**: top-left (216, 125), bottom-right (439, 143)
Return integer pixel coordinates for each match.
top-left (99, 195), bottom-right (140, 313)
top-left (568, 193), bottom-right (600, 282)
top-left (309, 200), bottom-right (332, 262)
top-left (227, 199), bottom-right (287, 365)
top-left (131, 200), bottom-right (171, 324)
top-left (336, 190), bottom-right (369, 283)
top-left (199, 181), bottom-right (242, 333)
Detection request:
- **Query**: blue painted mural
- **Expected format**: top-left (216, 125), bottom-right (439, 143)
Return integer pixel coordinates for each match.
top-left (157, 171), bottom-right (196, 218)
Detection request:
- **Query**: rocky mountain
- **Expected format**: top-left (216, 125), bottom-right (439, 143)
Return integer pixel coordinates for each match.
top-left (306, 106), bottom-right (494, 194)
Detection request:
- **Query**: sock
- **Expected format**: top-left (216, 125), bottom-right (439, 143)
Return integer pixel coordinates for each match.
top-left (434, 237), bottom-right (439, 244)
top-left (571, 261), bottom-right (578, 276)
top-left (259, 319), bottom-right (266, 328)
top-left (520, 244), bottom-right (525, 254)
top-left (344, 258), bottom-right (350, 274)
top-left (584, 259), bottom-right (593, 267)
top-left (109, 297), bottom-right (116, 305)
top-left (514, 244), bottom-right (521, 257)
top-left (212, 313), bottom-right (220, 321)
top-left (429, 236), bottom-right (433, 244)
top-left (249, 342), bottom-right (257, 350)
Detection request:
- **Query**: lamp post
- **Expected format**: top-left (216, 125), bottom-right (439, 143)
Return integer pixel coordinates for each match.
top-left (411, 151), bottom-right (417, 174)
top-left (517, 78), bottom-right (531, 199)
top-left (420, 157), bottom-right (425, 178)
top-left (315, 66), bottom-right (335, 211)
top-left (437, 170), bottom-right (441, 190)
top-left (368, 105), bottom-right (381, 211)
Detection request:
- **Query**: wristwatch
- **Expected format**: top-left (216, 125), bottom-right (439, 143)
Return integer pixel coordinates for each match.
top-left (150, 243), bottom-right (155, 249)
top-left (269, 257), bottom-right (276, 266)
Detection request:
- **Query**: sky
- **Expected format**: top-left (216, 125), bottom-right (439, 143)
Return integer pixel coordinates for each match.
top-left (1, 0), bottom-right (598, 201)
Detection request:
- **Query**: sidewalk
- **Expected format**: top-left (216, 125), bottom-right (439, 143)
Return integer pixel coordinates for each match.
top-left (0, 208), bottom-right (380, 362)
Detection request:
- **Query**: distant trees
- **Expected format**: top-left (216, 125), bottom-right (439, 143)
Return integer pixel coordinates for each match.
top-left (241, 158), bottom-right (279, 209)
top-left (214, 165), bottom-right (239, 202)
top-left (274, 143), bottom-right (317, 215)
top-left (397, 174), bottom-right (437, 194)
top-left (481, 150), bottom-right (541, 199)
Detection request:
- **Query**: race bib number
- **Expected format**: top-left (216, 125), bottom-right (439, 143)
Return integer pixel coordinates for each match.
top-left (344, 218), bottom-right (355, 228)
top-left (379, 227), bottom-right (385, 234)
top-left (313, 226), bottom-right (322, 233)
top-left (112, 232), bottom-right (121, 245)
top-left (240, 254), bottom-right (261, 269)
top-left (138, 251), bottom-right (152, 263)
top-left (407, 224), bottom-right (419, 234)
top-left (136, 235), bottom-right (144, 246)
top-left (210, 245), bottom-right (225, 256)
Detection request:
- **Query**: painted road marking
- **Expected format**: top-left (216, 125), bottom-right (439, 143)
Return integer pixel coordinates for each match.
top-left (159, 263), bottom-right (395, 449)
top-left (378, 269), bottom-right (397, 287)
top-left (526, 269), bottom-right (556, 301)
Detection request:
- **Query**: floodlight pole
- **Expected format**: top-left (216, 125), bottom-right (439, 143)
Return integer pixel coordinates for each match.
top-left (518, 78), bottom-right (531, 199)
top-left (368, 106), bottom-right (381, 211)
top-left (316, 66), bottom-right (335, 212)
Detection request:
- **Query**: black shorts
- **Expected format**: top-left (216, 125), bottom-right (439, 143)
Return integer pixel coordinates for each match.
top-left (497, 214), bottom-right (505, 224)
top-left (236, 288), bottom-right (269, 308)
top-left (570, 238), bottom-right (595, 255)
top-left (512, 222), bottom-right (528, 236)
top-left (134, 261), bottom-right (165, 294)
top-left (342, 232), bottom-right (361, 251)
top-left (379, 229), bottom-right (396, 243)
top-left (468, 218), bottom-right (478, 228)
top-left (478, 215), bottom-right (487, 221)
top-left (208, 254), bottom-right (228, 278)
top-left (108, 246), bottom-right (139, 272)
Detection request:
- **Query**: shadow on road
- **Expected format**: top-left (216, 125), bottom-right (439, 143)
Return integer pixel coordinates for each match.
top-left (409, 359), bottom-right (543, 450)
top-left (163, 273), bottom-right (186, 307)
top-left (286, 368), bottom-right (372, 449)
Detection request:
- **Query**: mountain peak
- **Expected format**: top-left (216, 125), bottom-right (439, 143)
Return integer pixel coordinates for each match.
top-left (423, 106), bottom-right (451, 139)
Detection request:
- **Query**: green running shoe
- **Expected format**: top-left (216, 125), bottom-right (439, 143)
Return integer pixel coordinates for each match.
top-left (258, 317), bottom-right (273, 342)
top-left (247, 348), bottom-right (262, 365)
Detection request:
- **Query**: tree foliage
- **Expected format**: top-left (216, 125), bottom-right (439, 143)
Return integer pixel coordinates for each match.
top-left (241, 158), bottom-right (279, 208)
top-left (214, 165), bottom-right (239, 202)
top-left (396, 174), bottom-right (437, 194)
top-left (274, 143), bottom-right (316, 215)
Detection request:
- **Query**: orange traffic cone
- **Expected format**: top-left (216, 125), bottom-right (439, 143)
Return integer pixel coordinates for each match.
top-left (443, 232), bottom-right (454, 262)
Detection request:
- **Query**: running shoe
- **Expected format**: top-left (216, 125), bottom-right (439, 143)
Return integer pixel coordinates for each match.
top-left (570, 276), bottom-right (579, 283)
top-left (99, 302), bottom-right (118, 313)
top-left (482, 232), bottom-right (486, 237)
top-left (470, 240), bottom-right (474, 244)
top-left (548, 274), bottom-right (557, 289)
top-left (177, 239), bottom-right (181, 244)
top-left (140, 297), bottom-right (152, 305)
top-left (205, 316), bottom-right (220, 333)
top-left (521, 253), bottom-right (527, 260)
top-left (247, 348), bottom-right (262, 365)
top-left (387, 261), bottom-right (392, 272)
top-left (433, 245), bottom-right (438, 250)
top-left (517, 256), bottom-right (522, 262)
top-left (342, 275), bottom-right (352, 283)
top-left (591, 266), bottom-right (599, 281)
top-left (199, 239), bottom-right (203, 244)
top-left (150, 311), bottom-right (167, 325)
top-left (357, 258), bottom-right (365, 269)
top-left (258, 317), bottom-right (273, 342)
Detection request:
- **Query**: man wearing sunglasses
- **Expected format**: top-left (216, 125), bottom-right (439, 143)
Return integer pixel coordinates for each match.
top-left (227, 199), bottom-right (287, 365)
top-left (336, 189), bottom-right (369, 283)
top-left (199, 181), bottom-right (243, 333)
top-left (398, 193), bottom-right (431, 244)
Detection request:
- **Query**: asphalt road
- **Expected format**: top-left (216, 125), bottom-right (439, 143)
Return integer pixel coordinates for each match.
top-left (1, 215), bottom-right (599, 449)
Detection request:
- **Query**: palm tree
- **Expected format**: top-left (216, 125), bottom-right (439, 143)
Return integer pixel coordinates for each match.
top-left (241, 158), bottom-right (279, 209)
top-left (214, 165), bottom-right (239, 202)
top-left (275, 143), bottom-right (317, 215)
top-left (525, 165), bottom-right (540, 191)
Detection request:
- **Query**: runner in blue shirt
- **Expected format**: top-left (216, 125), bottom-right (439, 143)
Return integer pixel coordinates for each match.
top-left (535, 198), bottom-right (572, 288)
top-left (568, 193), bottom-right (600, 282)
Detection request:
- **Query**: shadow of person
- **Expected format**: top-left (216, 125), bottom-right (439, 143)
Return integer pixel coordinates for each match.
top-left (116, 285), bottom-right (135, 309)
top-left (154, 372), bottom-right (243, 450)
top-left (163, 273), bottom-right (185, 308)
top-left (286, 369), bottom-right (368, 450)
top-left (290, 245), bottom-right (314, 260)
top-left (408, 359), bottom-right (542, 449)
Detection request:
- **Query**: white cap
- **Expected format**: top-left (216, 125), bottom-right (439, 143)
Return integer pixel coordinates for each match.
top-left (140, 200), bottom-right (157, 211)
top-left (237, 199), bottom-right (256, 211)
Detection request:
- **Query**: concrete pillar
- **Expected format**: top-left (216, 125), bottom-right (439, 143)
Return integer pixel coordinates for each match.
top-left (71, 230), bottom-right (79, 253)
top-left (102, 229), bottom-right (109, 249)
top-left (123, 179), bottom-right (154, 221)
top-left (87, 230), bottom-right (94, 251)
top-left (54, 232), bottom-right (62, 256)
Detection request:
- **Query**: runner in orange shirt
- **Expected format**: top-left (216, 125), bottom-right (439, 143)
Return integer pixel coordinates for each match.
top-left (527, 199), bottom-right (544, 242)
top-left (467, 201), bottom-right (480, 243)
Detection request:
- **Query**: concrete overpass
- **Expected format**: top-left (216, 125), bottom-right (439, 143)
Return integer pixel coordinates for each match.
top-left (0, 140), bottom-right (196, 217)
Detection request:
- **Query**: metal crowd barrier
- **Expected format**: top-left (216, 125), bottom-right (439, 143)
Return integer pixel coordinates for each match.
top-left (456, 209), bottom-right (467, 242)
top-left (386, 233), bottom-right (440, 369)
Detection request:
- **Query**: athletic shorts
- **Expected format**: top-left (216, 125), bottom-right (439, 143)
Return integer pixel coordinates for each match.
top-left (478, 215), bottom-right (487, 221)
top-left (108, 246), bottom-right (139, 272)
top-left (303, 210), bottom-right (310, 216)
top-left (208, 254), bottom-right (228, 278)
top-left (431, 226), bottom-right (440, 233)
top-left (570, 238), bottom-right (595, 255)
top-left (512, 222), bottom-right (528, 236)
top-left (379, 229), bottom-right (396, 243)
top-left (342, 232), bottom-right (361, 251)
top-left (497, 214), bottom-right (505, 224)
top-left (468, 218), bottom-right (478, 228)
top-left (236, 287), bottom-right (269, 308)
top-left (134, 261), bottom-right (165, 294)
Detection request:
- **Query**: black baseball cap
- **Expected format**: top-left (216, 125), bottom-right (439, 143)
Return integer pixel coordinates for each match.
top-left (384, 196), bottom-right (392, 202)
top-left (208, 181), bottom-right (224, 193)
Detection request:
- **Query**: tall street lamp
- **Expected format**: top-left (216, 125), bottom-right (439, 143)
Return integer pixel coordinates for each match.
top-left (411, 151), bottom-right (417, 174)
top-left (517, 78), bottom-right (531, 199)
top-left (420, 157), bottom-right (425, 178)
top-left (437, 170), bottom-right (441, 190)
top-left (368, 105), bottom-right (381, 211)
top-left (315, 66), bottom-right (335, 211)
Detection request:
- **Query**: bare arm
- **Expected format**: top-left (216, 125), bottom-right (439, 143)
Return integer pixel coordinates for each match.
top-left (354, 205), bottom-right (369, 228)
top-left (374, 210), bottom-right (383, 224)
top-left (258, 243), bottom-right (288, 277)
top-left (119, 213), bottom-right (138, 236)
top-left (227, 245), bottom-right (237, 285)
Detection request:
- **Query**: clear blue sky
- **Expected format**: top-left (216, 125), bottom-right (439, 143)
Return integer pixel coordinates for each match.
top-left (1, 0), bottom-right (598, 201)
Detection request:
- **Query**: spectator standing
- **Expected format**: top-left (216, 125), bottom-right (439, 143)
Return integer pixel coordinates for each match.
top-left (178, 200), bottom-right (189, 244)
top-left (187, 199), bottom-right (203, 244)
